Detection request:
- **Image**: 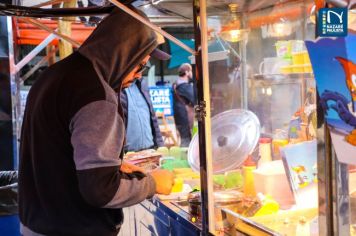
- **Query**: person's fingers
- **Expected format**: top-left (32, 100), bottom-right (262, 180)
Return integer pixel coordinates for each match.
top-left (126, 162), bottom-right (145, 173)
top-left (120, 164), bottom-right (133, 173)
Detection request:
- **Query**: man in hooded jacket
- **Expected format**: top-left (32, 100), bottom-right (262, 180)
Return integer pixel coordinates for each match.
top-left (18, 6), bottom-right (173, 236)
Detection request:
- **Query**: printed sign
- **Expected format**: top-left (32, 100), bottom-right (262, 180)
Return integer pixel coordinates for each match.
top-left (318, 8), bottom-right (348, 37)
top-left (281, 140), bottom-right (318, 208)
top-left (149, 86), bottom-right (174, 116)
top-left (305, 34), bottom-right (356, 164)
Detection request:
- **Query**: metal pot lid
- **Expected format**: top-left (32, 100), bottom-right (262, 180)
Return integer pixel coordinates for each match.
top-left (188, 109), bottom-right (260, 174)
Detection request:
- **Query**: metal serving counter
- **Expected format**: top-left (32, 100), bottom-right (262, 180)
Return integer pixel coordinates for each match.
top-left (131, 197), bottom-right (320, 236)
top-left (129, 197), bottom-right (201, 236)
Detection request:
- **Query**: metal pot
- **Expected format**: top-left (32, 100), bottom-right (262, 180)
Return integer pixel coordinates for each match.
top-left (187, 191), bottom-right (243, 219)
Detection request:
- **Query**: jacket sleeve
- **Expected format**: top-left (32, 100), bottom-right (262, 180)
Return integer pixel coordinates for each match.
top-left (70, 100), bottom-right (156, 208)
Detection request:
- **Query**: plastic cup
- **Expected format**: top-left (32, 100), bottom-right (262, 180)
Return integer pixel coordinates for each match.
top-left (156, 147), bottom-right (169, 157)
top-left (169, 146), bottom-right (182, 159)
top-left (180, 147), bottom-right (188, 160)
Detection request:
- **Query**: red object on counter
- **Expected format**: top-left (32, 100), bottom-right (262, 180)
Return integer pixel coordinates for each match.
top-left (243, 155), bottom-right (256, 167)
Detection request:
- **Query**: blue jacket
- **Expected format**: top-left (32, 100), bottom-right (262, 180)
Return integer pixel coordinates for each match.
top-left (120, 79), bottom-right (164, 150)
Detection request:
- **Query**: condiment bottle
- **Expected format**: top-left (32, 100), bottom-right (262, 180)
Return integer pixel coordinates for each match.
top-left (258, 138), bottom-right (272, 167)
top-left (243, 155), bottom-right (256, 197)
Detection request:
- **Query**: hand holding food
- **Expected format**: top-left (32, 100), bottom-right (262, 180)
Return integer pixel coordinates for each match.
top-left (120, 161), bottom-right (145, 173)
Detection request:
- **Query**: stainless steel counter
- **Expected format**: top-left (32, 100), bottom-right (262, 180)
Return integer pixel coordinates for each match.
top-left (125, 197), bottom-right (201, 236)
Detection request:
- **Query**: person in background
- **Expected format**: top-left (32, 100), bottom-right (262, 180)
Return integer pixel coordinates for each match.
top-left (173, 63), bottom-right (195, 147)
top-left (19, 7), bottom-right (174, 236)
top-left (121, 73), bottom-right (165, 152)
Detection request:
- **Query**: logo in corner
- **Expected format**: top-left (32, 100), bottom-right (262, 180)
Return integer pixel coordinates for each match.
top-left (318, 8), bottom-right (348, 37)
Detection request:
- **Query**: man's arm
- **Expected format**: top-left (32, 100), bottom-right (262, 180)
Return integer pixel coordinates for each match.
top-left (70, 100), bottom-right (156, 208)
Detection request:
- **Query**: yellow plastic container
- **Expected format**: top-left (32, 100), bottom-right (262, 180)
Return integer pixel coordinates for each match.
top-left (291, 65), bottom-right (304, 73)
top-left (292, 52), bottom-right (305, 65)
top-left (280, 65), bottom-right (293, 74)
top-left (171, 177), bottom-right (184, 193)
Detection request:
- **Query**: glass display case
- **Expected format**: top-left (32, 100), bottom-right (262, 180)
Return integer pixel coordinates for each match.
top-left (108, 1), bottom-right (355, 235)
top-left (190, 0), bottom-right (354, 235)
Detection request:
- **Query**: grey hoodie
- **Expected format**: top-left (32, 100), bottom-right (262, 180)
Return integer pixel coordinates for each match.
top-left (79, 7), bottom-right (159, 91)
top-left (19, 7), bottom-right (158, 236)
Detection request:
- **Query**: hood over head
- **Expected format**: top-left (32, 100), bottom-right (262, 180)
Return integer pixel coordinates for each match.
top-left (79, 6), bottom-right (159, 91)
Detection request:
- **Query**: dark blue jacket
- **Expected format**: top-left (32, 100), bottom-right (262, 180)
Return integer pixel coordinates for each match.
top-left (120, 79), bottom-right (164, 150)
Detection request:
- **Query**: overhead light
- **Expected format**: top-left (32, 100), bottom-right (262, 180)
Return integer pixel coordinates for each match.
top-left (220, 28), bottom-right (249, 42)
top-left (219, 4), bottom-right (249, 42)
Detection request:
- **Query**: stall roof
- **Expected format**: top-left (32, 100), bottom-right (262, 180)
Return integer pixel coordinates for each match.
top-left (19, 0), bottom-right (308, 27)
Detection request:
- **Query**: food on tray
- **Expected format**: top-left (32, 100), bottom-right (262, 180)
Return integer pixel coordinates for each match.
top-left (175, 172), bottom-right (199, 179)
top-left (173, 168), bottom-right (200, 179)
top-left (124, 149), bottom-right (159, 160)
top-left (173, 168), bottom-right (192, 174)
top-left (124, 149), bottom-right (162, 171)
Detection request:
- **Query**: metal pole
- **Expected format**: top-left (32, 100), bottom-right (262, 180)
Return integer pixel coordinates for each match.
top-left (334, 156), bottom-right (350, 236)
top-left (317, 124), bottom-right (334, 236)
top-left (239, 13), bottom-right (248, 109)
top-left (15, 33), bottom-right (56, 73)
top-left (21, 47), bottom-right (58, 83)
top-left (7, 16), bottom-right (20, 169)
top-left (193, 0), bottom-right (214, 233)
top-left (0, 16), bottom-right (16, 170)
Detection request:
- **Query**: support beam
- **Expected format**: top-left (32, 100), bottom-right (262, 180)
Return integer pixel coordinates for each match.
top-left (58, 0), bottom-right (77, 59)
top-left (21, 47), bottom-right (58, 83)
top-left (15, 33), bottom-right (56, 73)
top-left (22, 18), bottom-right (81, 48)
top-left (46, 45), bottom-right (56, 65)
top-left (33, 0), bottom-right (72, 8)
